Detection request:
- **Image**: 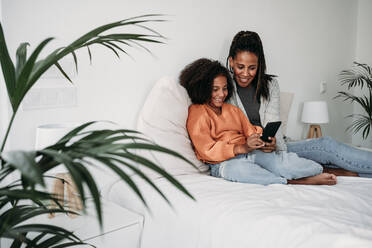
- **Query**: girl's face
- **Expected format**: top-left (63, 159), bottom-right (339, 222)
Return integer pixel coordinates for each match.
top-left (208, 75), bottom-right (228, 109)
top-left (229, 51), bottom-right (258, 88)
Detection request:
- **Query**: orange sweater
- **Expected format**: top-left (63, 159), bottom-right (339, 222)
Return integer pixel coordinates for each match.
top-left (187, 103), bottom-right (263, 163)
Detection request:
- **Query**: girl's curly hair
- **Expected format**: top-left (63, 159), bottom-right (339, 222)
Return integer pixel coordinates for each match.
top-left (180, 58), bottom-right (233, 104)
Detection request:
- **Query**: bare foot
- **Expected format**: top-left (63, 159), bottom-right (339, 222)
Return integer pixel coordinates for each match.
top-left (323, 167), bottom-right (358, 177)
top-left (288, 173), bottom-right (337, 185)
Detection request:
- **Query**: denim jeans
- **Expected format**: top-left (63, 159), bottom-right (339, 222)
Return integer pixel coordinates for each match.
top-left (287, 136), bottom-right (372, 178)
top-left (210, 150), bottom-right (322, 185)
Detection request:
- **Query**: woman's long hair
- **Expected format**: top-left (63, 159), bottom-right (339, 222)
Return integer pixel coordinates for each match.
top-left (226, 31), bottom-right (275, 101)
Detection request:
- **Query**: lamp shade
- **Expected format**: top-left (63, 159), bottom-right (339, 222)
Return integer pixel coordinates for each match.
top-left (35, 123), bottom-right (80, 175)
top-left (35, 123), bottom-right (79, 149)
top-left (301, 101), bottom-right (329, 124)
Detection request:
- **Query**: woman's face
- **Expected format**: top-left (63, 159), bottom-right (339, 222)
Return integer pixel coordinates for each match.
top-left (208, 75), bottom-right (228, 109)
top-left (229, 51), bottom-right (258, 88)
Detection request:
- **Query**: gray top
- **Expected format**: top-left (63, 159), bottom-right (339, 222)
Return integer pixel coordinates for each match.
top-left (236, 85), bottom-right (262, 127)
top-left (228, 77), bottom-right (287, 151)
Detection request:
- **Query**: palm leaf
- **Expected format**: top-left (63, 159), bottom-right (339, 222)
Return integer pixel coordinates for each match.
top-left (15, 42), bottom-right (29, 78)
top-left (0, 23), bottom-right (16, 103)
top-left (336, 62), bottom-right (372, 139)
top-left (2, 151), bottom-right (44, 186)
top-left (0, 15), bottom-right (167, 150)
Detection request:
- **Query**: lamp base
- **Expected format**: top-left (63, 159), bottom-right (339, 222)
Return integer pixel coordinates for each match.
top-left (307, 124), bottom-right (322, 139)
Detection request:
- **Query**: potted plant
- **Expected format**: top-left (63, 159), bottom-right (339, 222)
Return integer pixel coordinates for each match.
top-left (335, 62), bottom-right (372, 139)
top-left (0, 15), bottom-right (194, 247)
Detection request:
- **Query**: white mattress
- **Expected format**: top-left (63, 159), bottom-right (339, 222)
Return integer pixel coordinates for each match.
top-left (106, 173), bottom-right (372, 248)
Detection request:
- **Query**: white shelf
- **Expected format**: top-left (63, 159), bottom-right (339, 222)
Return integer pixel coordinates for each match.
top-left (1, 201), bottom-right (144, 248)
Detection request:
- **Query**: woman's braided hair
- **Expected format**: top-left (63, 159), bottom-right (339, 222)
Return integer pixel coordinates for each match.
top-left (226, 31), bottom-right (275, 101)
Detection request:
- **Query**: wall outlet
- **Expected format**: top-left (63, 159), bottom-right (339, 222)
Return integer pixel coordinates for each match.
top-left (22, 85), bottom-right (77, 110)
top-left (320, 81), bottom-right (327, 94)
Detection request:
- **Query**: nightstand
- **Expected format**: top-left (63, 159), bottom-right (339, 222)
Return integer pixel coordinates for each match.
top-left (1, 201), bottom-right (144, 248)
top-left (54, 200), bottom-right (143, 247)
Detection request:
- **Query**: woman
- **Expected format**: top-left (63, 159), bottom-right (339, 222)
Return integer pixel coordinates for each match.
top-left (226, 31), bottom-right (372, 177)
top-left (181, 58), bottom-right (337, 185)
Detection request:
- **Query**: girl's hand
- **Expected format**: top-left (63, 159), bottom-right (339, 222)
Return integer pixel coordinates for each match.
top-left (246, 133), bottom-right (265, 149)
top-left (260, 136), bottom-right (277, 153)
top-left (233, 134), bottom-right (264, 155)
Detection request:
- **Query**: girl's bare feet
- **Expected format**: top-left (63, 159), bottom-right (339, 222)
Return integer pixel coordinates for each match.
top-left (323, 167), bottom-right (358, 177)
top-left (288, 173), bottom-right (337, 185)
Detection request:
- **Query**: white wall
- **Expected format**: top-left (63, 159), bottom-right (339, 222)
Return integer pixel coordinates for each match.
top-left (352, 0), bottom-right (372, 148)
top-left (1, 0), bottom-right (359, 150)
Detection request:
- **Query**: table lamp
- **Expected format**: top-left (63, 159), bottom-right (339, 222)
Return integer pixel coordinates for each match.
top-left (301, 101), bottom-right (329, 139)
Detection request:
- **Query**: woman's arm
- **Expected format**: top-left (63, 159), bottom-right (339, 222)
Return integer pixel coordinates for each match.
top-left (260, 79), bottom-right (287, 151)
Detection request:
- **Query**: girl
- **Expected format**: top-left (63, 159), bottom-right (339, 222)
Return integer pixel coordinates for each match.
top-left (181, 58), bottom-right (337, 185)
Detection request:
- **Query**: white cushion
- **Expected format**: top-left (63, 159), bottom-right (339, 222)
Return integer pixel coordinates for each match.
top-left (280, 92), bottom-right (294, 136)
top-left (136, 76), bottom-right (208, 178)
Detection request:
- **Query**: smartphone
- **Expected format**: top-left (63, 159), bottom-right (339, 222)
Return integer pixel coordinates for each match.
top-left (260, 121), bottom-right (282, 142)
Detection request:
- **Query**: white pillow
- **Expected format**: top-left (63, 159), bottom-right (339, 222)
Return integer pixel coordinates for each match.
top-left (279, 92), bottom-right (294, 136)
top-left (136, 76), bottom-right (208, 178)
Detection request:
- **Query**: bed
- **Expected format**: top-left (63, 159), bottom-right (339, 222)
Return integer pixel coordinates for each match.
top-left (105, 77), bottom-right (372, 248)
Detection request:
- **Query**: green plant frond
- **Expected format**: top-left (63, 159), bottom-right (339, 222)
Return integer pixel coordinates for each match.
top-left (335, 91), bottom-right (370, 111)
top-left (71, 50), bottom-right (78, 74)
top-left (134, 23), bottom-right (166, 38)
top-left (108, 151), bottom-right (194, 200)
top-left (93, 156), bottom-right (147, 207)
top-left (0, 23), bottom-right (16, 102)
top-left (50, 241), bottom-right (90, 248)
top-left (12, 37), bottom-right (54, 111)
top-left (339, 70), bottom-right (368, 89)
top-left (0, 188), bottom-right (60, 209)
top-left (38, 149), bottom-right (88, 208)
top-left (99, 42), bottom-right (121, 58)
top-left (87, 46), bottom-right (92, 64)
top-left (71, 161), bottom-right (102, 225)
top-left (15, 42), bottom-right (29, 78)
top-left (105, 155), bottom-right (170, 206)
top-left (354, 61), bottom-right (372, 77)
top-left (104, 40), bottom-right (126, 54)
top-left (26, 232), bottom-right (48, 247)
top-left (346, 114), bottom-right (372, 139)
top-left (28, 234), bottom-right (66, 248)
top-left (0, 165), bottom-right (15, 182)
top-left (54, 61), bottom-right (73, 83)
top-left (13, 15), bottom-right (165, 115)
top-left (122, 142), bottom-right (195, 166)
top-left (54, 121), bottom-right (97, 145)
top-left (9, 224), bottom-right (80, 242)
top-left (1, 150), bottom-right (44, 187)
top-left (10, 236), bottom-right (23, 248)
top-left (0, 205), bottom-right (77, 237)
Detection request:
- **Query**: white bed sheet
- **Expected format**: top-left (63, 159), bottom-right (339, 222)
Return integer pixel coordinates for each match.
top-left (106, 173), bottom-right (372, 248)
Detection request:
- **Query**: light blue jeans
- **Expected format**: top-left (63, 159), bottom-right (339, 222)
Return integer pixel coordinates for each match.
top-left (210, 150), bottom-right (323, 185)
top-left (287, 136), bottom-right (372, 178)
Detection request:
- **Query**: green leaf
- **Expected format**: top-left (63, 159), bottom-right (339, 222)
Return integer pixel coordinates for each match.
top-left (10, 232), bottom-right (25, 248)
top-left (15, 42), bottom-right (29, 79)
top-left (13, 37), bottom-right (54, 111)
top-left (2, 151), bottom-right (44, 186)
top-left (54, 62), bottom-right (73, 83)
top-left (0, 23), bottom-right (16, 103)
top-left (71, 50), bottom-right (78, 73)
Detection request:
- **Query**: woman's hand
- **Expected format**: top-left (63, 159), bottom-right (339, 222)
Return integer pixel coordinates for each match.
top-left (260, 136), bottom-right (277, 153)
top-left (246, 133), bottom-right (265, 149)
top-left (233, 134), bottom-right (264, 155)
